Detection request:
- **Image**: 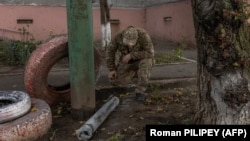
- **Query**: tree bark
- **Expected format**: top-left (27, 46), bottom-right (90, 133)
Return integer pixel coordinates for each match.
top-left (100, 0), bottom-right (112, 50)
top-left (192, 0), bottom-right (250, 124)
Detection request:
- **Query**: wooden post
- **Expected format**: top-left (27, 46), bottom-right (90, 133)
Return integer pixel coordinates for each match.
top-left (66, 0), bottom-right (95, 120)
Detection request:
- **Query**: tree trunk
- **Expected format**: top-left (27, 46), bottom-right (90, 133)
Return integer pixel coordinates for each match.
top-left (191, 0), bottom-right (250, 124)
top-left (100, 0), bottom-right (112, 50)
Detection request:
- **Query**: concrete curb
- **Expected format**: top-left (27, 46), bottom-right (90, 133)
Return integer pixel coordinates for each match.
top-left (149, 77), bottom-right (196, 85)
top-left (96, 77), bottom-right (197, 90)
top-left (0, 61), bottom-right (196, 76)
top-left (0, 68), bottom-right (69, 76)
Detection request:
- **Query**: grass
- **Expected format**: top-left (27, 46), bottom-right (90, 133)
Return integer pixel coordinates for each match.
top-left (154, 47), bottom-right (185, 64)
top-left (154, 52), bottom-right (183, 64)
top-left (107, 133), bottom-right (124, 141)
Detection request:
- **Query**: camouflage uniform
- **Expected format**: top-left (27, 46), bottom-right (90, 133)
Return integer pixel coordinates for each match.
top-left (106, 26), bottom-right (154, 94)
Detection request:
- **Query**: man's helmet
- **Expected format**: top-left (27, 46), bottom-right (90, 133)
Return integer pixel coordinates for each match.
top-left (123, 27), bottom-right (138, 46)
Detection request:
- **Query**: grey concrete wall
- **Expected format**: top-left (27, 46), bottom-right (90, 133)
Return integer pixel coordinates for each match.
top-left (0, 0), bottom-right (144, 7)
top-left (0, 0), bottom-right (65, 6)
top-left (145, 0), bottom-right (184, 7)
top-left (104, 0), bottom-right (145, 8)
top-left (0, 0), bottom-right (183, 7)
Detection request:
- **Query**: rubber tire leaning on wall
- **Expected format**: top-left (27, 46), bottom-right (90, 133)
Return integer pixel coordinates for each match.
top-left (0, 98), bottom-right (52, 141)
top-left (0, 91), bottom-right (31, 124)
top-left (24, 36), bottom-right (102, 106)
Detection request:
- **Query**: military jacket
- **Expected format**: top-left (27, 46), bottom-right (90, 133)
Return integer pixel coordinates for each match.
top-left (106, 27), bottom-right (154, 71)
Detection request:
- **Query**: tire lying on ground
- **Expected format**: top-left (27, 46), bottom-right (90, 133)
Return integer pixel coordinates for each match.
top-left (0, 91), bottom-right (31, 124)
top-left (24, 36), bottom-right (102, 106)
top-left (0, 98), bottom-right (52, 141)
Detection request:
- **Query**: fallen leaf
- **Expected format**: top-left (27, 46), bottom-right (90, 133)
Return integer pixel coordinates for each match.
top-left (53, 115), bottom-right (62, 118)
top-left (156, 107), bottom-right (164, 112)
top-left (79, 121), bottom-right (85, 124)
top-left (129, 114), bottom-right (134, 118)
top-left (128, 126), bottom-right (135, 130)
top-left (57, 107), bottom-right (62, 115)
top-left (139, 117), bottom-right (144, 120)
top-left (119, 93), bottom-right (126, 97)
top-left (108, 132), bottom-right (114, 135)
top-left (30, 107), bottom-right (37, 112)
top-left (179, 113), bottom-right (183, 117)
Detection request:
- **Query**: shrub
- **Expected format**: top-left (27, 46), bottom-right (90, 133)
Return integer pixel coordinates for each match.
top-left (0, 38), bottom-right (41, 65)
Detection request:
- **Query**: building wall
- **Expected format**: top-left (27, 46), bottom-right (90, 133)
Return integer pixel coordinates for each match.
top-left (146, 0), bottom-right (195, 46)
top-left (0, 5), bottom-right (67, 41)
top-left (0, 0), bottom-right (196, 46)
top-left (94, 7), bottom-right (146, 42)
top-left (0, 5), bottom-right (145, 42)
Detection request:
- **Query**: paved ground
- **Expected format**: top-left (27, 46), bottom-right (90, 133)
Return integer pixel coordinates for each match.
top-left (0, 42), bottom-right (197, 92)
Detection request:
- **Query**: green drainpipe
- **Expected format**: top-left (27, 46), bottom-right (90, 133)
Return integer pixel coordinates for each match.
top-left (66, 0), bottom-right (95, 120)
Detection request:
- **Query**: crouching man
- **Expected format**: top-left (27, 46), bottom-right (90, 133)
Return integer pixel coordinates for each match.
top-left (106, 26), bottom-right (155, 102)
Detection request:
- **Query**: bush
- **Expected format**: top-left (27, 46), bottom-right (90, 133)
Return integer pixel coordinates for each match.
top-left (0, 39), bottom-right (41, 65)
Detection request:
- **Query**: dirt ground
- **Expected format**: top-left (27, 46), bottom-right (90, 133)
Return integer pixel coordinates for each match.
top-left (0, 40), bottom-right (197, 141)
top-left (36, 78), bottom-right (197, 141)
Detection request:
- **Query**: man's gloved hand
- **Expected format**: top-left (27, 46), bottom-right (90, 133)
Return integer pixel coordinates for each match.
top-left (122, 54), bottom-right (132, 64)
top-left (108, 70), bottom-right (117, 81)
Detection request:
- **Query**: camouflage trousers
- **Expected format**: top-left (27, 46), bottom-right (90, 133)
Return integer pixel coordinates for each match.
top-left (110, 58), bottom-right (154, 94)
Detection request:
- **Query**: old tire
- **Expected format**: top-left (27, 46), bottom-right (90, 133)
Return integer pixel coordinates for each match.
top-left (24, 36), bottom-right (102, 106)
top-left (0, 91), bottom-right (31, 124)
top-left (0, 98), bottom-right (52, 141)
